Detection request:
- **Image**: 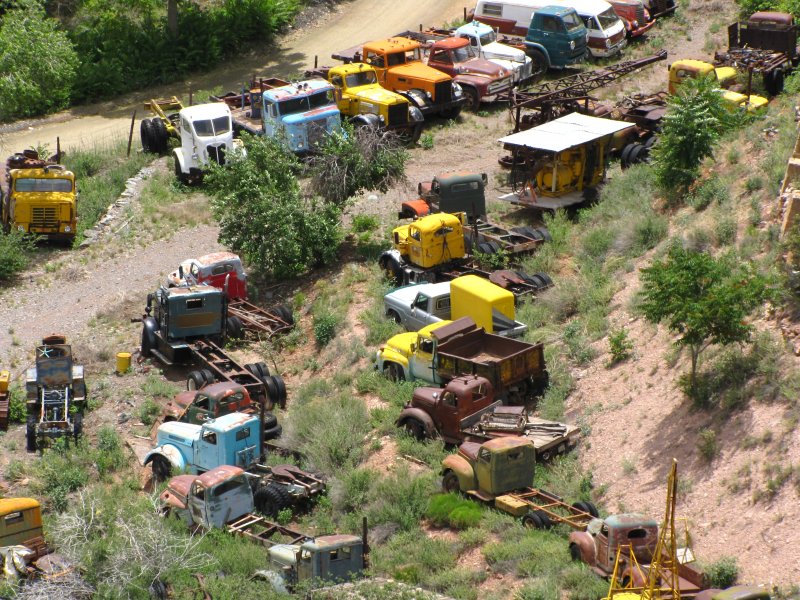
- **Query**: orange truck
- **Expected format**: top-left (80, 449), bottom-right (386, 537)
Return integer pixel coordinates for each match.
top-left (332, 37), bottom-right (467, 119)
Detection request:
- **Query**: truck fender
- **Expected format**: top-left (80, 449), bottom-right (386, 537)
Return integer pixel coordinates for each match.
top-left (172, 148), bottom-right (187, 174)
top-left (377, 349), bottom-right (409, 376)
top-left (350, 113), bottom-right (381, 129)
top-left (568, 530), bottom-right (596, 565)
top-left (408, 106), bottom-right (424, 124)
top-left (399, 89), bottom-right (431, 112)
top-left (396, 407), bottom-right (436, 437)
top-left (144, 444), bottom-right (186, 473)
top-left (441, 454), bottom-right (474, 491)
top-left (399, 198), bottom-right (430, 219)
top-left (523, 42), bottom-right (551, 65)
top-left (378, 249), bottom-right (406, 285)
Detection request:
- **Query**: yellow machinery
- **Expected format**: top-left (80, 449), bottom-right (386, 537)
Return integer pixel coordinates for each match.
top-left (668, 60), bottom-right (768, 113)
top-left (391, 212), bottom-right (466, 268)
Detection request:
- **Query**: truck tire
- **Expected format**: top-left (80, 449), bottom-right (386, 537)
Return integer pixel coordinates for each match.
top-left (151, 455), bottom-right (172, 482)
top-left (404, 418), bottom-right (426, 441)
top-left (462, 86), bottom-right (480, 112)
top-left (621, 143), bottom-right (637, 169)
top-left (226, 315), bottom-right (245, 340)
top-left (384, 362), bottom-right (405, 382)
top-left (200, 369), bottom-right (215, 386)
top-left (73, 412), bottom-right (83, 443)
top-left (262, 412), bottom-right (278, 429)
top-left (140, 119), bottom-right (155, 153)
top-left (247, 362), bottom-right (270, 379)
top-left (442, 471), bottom-right (460, 493)
top-left (387, 309), bottom-right (402, 325)
top-left (765, 69), bottom-right (784, 96)
top-left (534, 510), bottom-right (553, 528)
top-left (275, 305), bottom-right (294, 326)
top-left (187, 370), bottom-right (206, 391)
top-left (378, 254), bottom-right (404, 286)
top-left (569, 543), bottom-right (582, 561)
top-left (141, 317), bottom-right (158, 358)
top-left (263, 423), bottom-right (282, 441)
top-left (262, 376), bottom-right (279, 409)
top-left (404, 122), bottom-right (423, 145)
top-left (152, 119), bottom-right (169, 154)
top-left (26, 416), bottom-right (37, 453)
top-left (526, 49), bottom-right (548, 83)
top-left (254, 482), bottom-right (292, 518)
top-left (521, 512), bottom-right (543, 529)
top-left (272, 375), bottom-right (287, 407)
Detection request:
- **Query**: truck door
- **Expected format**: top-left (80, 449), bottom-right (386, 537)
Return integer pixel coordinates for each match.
top-left (409, 292), bottom-right (432, 331)
top-left (411, 334), bottom-right (436, 382)
top-left (229, 424), bottom-right (257, 468)
top-left (188, 482), bottom-right (208, 527)
top-left (598, 522), bottom-right (611, 570)
top-left (263, 101), bottom-right (278, 138)
top-left (196, 429), bottom-right (220, 472)
top-left (440, 389), bottom-right (459, 435)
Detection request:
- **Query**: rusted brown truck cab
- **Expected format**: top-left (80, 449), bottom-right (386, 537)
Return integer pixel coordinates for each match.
top-left (569, 514), bottom-right (658, 576)
top-left (164, 381), bottom-right (254, 424)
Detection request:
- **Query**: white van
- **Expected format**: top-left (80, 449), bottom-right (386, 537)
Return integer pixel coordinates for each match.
top-left (473, 0), bottom-right (627, 58)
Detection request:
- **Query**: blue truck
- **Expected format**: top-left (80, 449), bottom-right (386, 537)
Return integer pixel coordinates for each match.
top-left (214, 77), bottom-right (341, 154)
top-left (145, 412), bottom-right (325, 516)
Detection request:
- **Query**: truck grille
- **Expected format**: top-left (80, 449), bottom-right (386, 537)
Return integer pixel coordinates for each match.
top-left (308, 121), bottom-right (327, 148)
top-left (488, 77), bottom-right (512, 94)
top-left (207, 144), bottom-right (226, 165)
top-left (387, 103), bottom-right (408, 126)
top-left (611, 30), bottom-right (625, 45)
top-left (635, 5), bottom-right (645, 23)
top-left (434, 81), bottom-right (452, 104)
top-left (31, 207), bottom-right (58, 229)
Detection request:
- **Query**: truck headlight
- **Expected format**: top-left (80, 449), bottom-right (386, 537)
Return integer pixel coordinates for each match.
top-left (633, 20), bottom-right (639, 28)
top-left (570, 40), bottom-right (575, 50)
top-left (17, 225), bottom-right (24, 231)
top-left (452, 82), bottom-right (463, 95)
top-left (605, 38), bottom-right (611, 48)
top-left (425, 91), bottom-right (432, 99)
top-left (64, 226), bottom-right (71, 232)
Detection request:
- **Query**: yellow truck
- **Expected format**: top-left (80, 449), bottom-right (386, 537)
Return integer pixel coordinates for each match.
top-left (0, 497), bottom-right (71, 580)
top-left (668, 59), bottom-right (769, 112)
top-left (383, 274), bottom-right (527, 337)
top-left (1, 149), bottom-right (77, 244)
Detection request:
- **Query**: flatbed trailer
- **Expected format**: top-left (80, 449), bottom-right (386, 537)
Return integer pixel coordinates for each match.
top-left (226, 514), bottom-right (310, 546)
top-left (141, 96), bottom-right (183, 153)
top-left (212, 78), bottom-right (292, 136)
top-left (189, 339), bottom-right (275, 405)
top-left (495, 487), bottom-right (598, 529)
top-left (228, 299), bottom-right (293, 339)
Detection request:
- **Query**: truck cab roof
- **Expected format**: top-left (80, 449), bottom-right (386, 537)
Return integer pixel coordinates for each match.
top-left (180, 103), bottom-right (232, 121)
top-left (203, 411), bottom-right (258, 433)
top-left (364, 37), bottom-right (422, 54)
top-left (536, 5), bottom-right (582, 17)
top-left (385, 281), bottom-right (451, 305)
top-left (262, 79), bottom-right (335, 103)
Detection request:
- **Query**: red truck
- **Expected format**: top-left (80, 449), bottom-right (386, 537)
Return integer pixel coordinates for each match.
top-left (396, 375), bottom-right (579, 460)
top-left (399, 32), bottom-right (514, 110)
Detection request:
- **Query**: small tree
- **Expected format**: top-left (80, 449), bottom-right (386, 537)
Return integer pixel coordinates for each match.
top-left (639, 244), bottom-right (769, 397)
top-left (651, 76), bottom-right (732, 200)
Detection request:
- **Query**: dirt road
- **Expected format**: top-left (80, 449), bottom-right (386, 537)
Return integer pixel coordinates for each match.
top-left (0, 0), bottom-right (469, 155)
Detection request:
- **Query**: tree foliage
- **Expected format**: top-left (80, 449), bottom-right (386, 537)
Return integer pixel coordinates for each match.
top-left (639, 244), bottom-right (770, 396)
top-left (309, 124), bottom-right (408, 207)
top-left (651, 77), bottom-right (733, 200)
top-left (0, 1), bottom-right (78, 121)
top-left (205, 134), bottom-right (343, 280)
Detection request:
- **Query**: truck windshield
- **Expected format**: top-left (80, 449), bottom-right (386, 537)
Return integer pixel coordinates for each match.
top-left (193, 116), bottom-right (232, 137)
top-left (562, 11), bottom-right (584, 31)
top-left (277, 97), bottom-right (309, 115)
top-left (452, 46), bottom-right (477, 62)
top-left (14, 178), bottom-right (73, 192)
top-left (308, 90), bottom-right (333, 109)
top-left (387, 49), bottom-right (421, 66)
top-left (480, 32), bottom-right (496, 45)
top-left (345, 71), bottom-right (377, 87)
top-left (597, 8), bottom-right (620, 29)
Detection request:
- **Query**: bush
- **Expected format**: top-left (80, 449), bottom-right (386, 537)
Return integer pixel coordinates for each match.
top-left (8, 386), bottom-right (26, 423)
top-left (608, 327), bottom-right (634, 364)
top-left (0, 4), bottom-right (78, 121)
top-left (365, 469), bottom-right (438, 531)
top-left (689, 177), bottom-right (730, 211)
top-left (138, 398), bottom-right (161, 426)
top-left (0, 230), bottom-right (36, 281)
top-left (426, 494), bottom-right (483, 529)
top-left (705, 556), bottom-right (739, 588)
top-left (697, 428), bottom-right (718, 462)
top-left (352, 214), bottom-right (381, 233)
top-left (314, 313), bottom-right (339, 346)
top-left (94, 426), bottom-right (127, 473)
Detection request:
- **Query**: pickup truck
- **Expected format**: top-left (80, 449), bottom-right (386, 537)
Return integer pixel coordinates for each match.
top-left (397, 375), bottom-right (579, 459)
top-left (376, 317), bottom-right (548, 404)
top-left (383, 275), bottom-right (527, 338)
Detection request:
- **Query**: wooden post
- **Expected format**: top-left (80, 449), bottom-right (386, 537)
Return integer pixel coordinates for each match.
top-left (56, 137), bottom-right (61, 163)
top-left (126, 110), bottom-right (136, 157)
top-left (464, 6), bottom-right (468, 21)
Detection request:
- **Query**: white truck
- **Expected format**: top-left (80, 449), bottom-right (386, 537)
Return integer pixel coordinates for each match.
top-left (172, 103), bottom-right (245, 184)
top-left (455, 21), bottom-right (534, 84)
top-left (384, 274), bottom-right (528, 338)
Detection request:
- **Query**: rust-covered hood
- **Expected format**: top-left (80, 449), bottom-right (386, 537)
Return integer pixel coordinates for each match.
top-left (456, 58), bottom-right (506, 78)
top-left (411, 386), bottom-right (440, 410)
top-left (160, 474), bottom-right (195, 510)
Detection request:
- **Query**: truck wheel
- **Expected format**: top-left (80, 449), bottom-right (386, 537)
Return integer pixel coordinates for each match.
top-left (404, 418), bottom-right (426, 441)
top-left (387, 310), bottom-right (402, 325)
top-left (262, 376), bottom-right (279, 409)
top-left (378, 254), bottom-right (404, 286)
top-left (384, 362), bottom-right (405, 382)
top-left (405, 122), bottom-right (423, 145)
top-left (261, 412), bottom-right (278, 429)
top-left (569, 543), bottom-right (582, 561)
top-left (187, 370), bottom-right (206, 391)
top-left (462, 86), bottom-right (480, 112)
top-left (533, 510), bottom-right (553, 528)
top-left (275, 304), bottom-right (294, 326)
top-left (263, 423), bottom-right (282, 441)
top-left (151, 455), bottom-right (172, 482)
top-left (226, 315), bottom-right (245, 340)
top-left (521, 512), bottom-right (543, 529)
top-left (270, 375), bottom-right (287, 408)
top-left (73, 412), bottom-right (83, 443)
top-left (26, 416), bottom-right (37, 453)
top-left (200, 369), bottom-right (215, 386)
top-left (764, 69), bottom-right (784, 96)
top-left (526, 49), bottom-right (548, 83)
top-left (141, 321), bottom-right (156, 359)
top-left (584, 501), bottom-right (599, 518)
top-left (140, 119), bottom-right (155, 153)
top-left (254, 482), bottom-right (292, 518)
top-left (152, 119), bottom-right (169, 154)
top-left (620, 143), bottom-right (637, 169)
top-left (250, 362), bottom-right (271, 379)
top-left (442, 471), bottom-right (460, 493)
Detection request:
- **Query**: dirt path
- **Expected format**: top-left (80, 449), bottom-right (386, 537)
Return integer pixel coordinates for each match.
top-left (0, 0), bottom-right (468, 155)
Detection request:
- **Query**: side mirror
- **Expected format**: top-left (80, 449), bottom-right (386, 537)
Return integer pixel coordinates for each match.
top-left (410, 343), bottom-right (417, 353)
top-left (179, 265), bottom-right (184, 279)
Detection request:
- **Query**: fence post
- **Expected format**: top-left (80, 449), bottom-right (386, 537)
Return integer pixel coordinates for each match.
top-left (127, 110), bottom-right (137, 157)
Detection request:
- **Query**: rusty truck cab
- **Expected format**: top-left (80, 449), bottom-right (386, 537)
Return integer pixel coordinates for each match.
top-left (589, 513), bottom-right (658, 573)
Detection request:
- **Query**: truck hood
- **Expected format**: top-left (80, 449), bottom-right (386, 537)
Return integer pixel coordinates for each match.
top-left (13, 191), bottom-right (74, 203)
top-left (455, 58), bottom-right (507, 79)
top-left (161, 474), bottom-right (195, 510)
top-left (384, 331), bottom-right (418, 357)
top-left (268, 544), bottom-right (299, 567)
top-left (385, 285), bottom-right (421, 308)
top-left (157, 420), bottom-right (201, 443)
top-left (351, 84), bottom-right (407, 105)
top-left (411, 386), bottom-right (440, 410)
top-left (281, 105), bottom-right (340, 125)
top-left (482, 42), bottom-right (527, 63)
top-left (172, 391), bottom-right (196, 410)
top-left (391, 62), bottom-right (450, 83)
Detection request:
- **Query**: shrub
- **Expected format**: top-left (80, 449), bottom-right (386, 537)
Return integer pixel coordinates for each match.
top-left (420, 132), bottom-right (435, 150)
top-left (689, 177), bottom-right (729, 211)
top-left (426, 494), bottom-right (482, 529)
top-left (94, 426), bottom-right (127, 473)
top-left (313, 313), bottom-right (339, 347)
top-left (352, 214), bottom-right (381, 233)
top-left (33, 445), bottom-right (90, 512)
top-left (697, 428), bottom-right (718, 462)
top-left (631, 213), bottom-right (669, 254)
top-left (714, 217), bottom-right (738, 246)
top-left (608, 327), bottom-right (634, 364)
top-left (0, 230), bottom-right (36, 281)
top-left (366, 469), bottom-right (438, 531)
top-left (138, 398), bottom-right (161, 426)
top-left (8, 386), bottom-right (27, 423)
top-left (0, 4), bottom-right (78, 121)
top-left (705, 556), bottom-right (739, 588)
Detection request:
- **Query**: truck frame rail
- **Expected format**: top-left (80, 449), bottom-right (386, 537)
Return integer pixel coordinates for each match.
top-left (226, 514), bottom-right (310, 547)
